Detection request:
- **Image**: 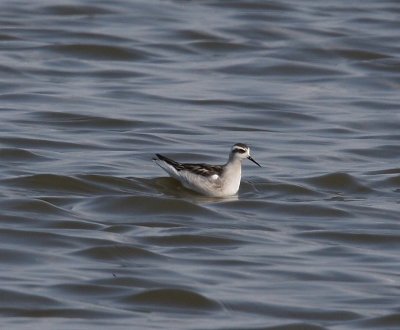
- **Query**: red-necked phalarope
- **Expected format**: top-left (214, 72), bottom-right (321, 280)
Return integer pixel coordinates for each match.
top-left (154, 143), bottom-right (261, 197)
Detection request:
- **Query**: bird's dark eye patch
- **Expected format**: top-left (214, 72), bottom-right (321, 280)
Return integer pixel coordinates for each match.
top-left (234, 148), bottom-right (246, 154)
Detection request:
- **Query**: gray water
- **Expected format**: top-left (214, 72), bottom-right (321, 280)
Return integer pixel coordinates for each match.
top-left (1, 1), bottom-right (400, 329)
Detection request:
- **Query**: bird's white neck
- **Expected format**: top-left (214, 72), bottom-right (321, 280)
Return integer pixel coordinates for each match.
top-left (221, 158), bottom-right (242, 195)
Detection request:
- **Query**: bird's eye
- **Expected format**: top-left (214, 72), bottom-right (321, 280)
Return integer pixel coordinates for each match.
top-left (236, 148), bottom-right (246, 154)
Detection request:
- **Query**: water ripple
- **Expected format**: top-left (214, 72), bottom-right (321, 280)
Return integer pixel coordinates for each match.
top-left (1, 0), bottom-right (399, 329)
top-left (119, 288), bottom-right (222, 312)
top-left (42, 4), bottom-right (114, 16)
top-left (46, 44), bottom-right (152, 62)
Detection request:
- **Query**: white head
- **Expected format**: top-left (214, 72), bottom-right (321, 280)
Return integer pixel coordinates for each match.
top-left (230, 143), bottom-right (261, 167)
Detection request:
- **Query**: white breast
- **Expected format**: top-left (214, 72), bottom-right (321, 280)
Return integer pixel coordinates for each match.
top-left (220, 162), bottom-right (242, 196)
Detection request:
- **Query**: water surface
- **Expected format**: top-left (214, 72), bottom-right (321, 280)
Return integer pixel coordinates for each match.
top-left (1, 1), bottom-right (400, 329)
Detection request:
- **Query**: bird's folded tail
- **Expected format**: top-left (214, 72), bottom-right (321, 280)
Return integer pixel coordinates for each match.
top-left (154, 154), bottom-right (180, 167)
top-left (153, 153), bottom-right (182, 178)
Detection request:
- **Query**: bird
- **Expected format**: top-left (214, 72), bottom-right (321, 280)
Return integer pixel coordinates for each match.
top-left (153, 143), bottom-right (261, 197)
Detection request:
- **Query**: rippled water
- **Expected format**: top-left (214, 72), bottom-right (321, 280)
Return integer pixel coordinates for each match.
top-left (1, 0), bottom-right (400, 329)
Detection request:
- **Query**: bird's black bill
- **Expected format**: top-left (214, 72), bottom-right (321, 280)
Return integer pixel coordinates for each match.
top-left (248, 156), bottom-right (261, 167)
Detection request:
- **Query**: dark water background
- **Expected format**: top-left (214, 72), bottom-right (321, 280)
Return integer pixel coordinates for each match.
top-left (1, 0), bottom-right (400, 329)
